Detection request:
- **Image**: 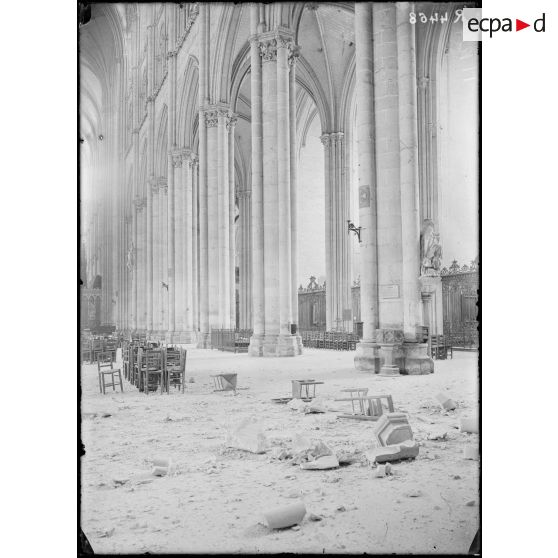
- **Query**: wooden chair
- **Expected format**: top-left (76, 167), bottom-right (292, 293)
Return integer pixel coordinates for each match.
top-left (122, 341), bottom-right (130, 381)
top-left (164, 348), bottom-right (187, 393)
top-left (97, 351), bottom-right (123, 394)
top-left (138, 349), bottom-right (164, 394)
top-left (81, 338), bottom-right (93, 364)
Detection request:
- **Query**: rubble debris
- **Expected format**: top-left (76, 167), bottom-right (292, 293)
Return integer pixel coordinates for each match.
top-left (262, 501), bottom-right (306, 529)
top-left (188, 377), bottom-right (195, 383)
top-left (435, 392), bottom-right (457, 411)
top-left (374, 463), bottom-right (392, 477)
top-left (271, 397), bottom-right (292, 404)
top-left (375, 413), bottom-right (414, 447)
top-left (463, 446), bottom-right (479, 460)
top-left (308, 513), bottom-right (323, 522)
top-left (287, 397), bottom-right (327, 414)
top-left (466, 500), bottom-right (476, 507)
top-left (225, 416), bottom-right (267, 454)
top-left (405, 489), bottom-right (422, 498)
top-left (336, 449), bottom-right (363, 465)
top-left (290, 437), bottom-right (334, 465)
top-left (460, 416), bottom-right (479, 434)
top-left (366, 439), bottom-right (420, 464)
top-left (427, 428), bottom-right (448, 441)
top-left (152, 466), bottom-right (168, 477)
top-left (300, 455), bottom-right (339, 470)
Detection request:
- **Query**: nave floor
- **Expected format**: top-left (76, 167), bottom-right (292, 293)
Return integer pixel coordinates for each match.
top-left (81, 347), bottom-right (479, 554)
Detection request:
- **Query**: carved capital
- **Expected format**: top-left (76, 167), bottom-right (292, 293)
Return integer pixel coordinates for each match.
top-left (171, 150), bottom-right (183, 168)
top-left (259, 38), bottom-right (277, 62)
top-left (204, 109), bottom-right (219, 128)
top-left (226, 113), bottom-right (238, 130)
top-left (288, 44), bottom-right (301, 67)
top-left (320, 133), bottom-right (331, 147)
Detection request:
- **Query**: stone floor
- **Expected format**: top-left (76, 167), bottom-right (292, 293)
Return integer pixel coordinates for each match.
top-left (81, 347), bottom-right (479, 554)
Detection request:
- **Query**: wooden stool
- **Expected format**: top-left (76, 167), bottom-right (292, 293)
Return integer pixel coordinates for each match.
top-left (211, 373), bottom-right (238, 394)
top-left (291, 379), bottom-right (324, 400)
top-left (338, 388), bottom-right (369, 414)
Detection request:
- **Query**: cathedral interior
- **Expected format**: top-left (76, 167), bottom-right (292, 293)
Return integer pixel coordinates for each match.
top-left (80, 1), bottom-right (478, 371)
top-left (79, 3), bottom-right (480, 553)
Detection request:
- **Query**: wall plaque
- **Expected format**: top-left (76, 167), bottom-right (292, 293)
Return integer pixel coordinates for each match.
top-left (359, 185), bottom-right (370, 208)
top-left (380, 284), bottom-right (400, 299)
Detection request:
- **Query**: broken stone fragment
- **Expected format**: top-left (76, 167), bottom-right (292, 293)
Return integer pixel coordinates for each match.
top-left (225, 415), bottom-right (268, 454)
top-left (366, 439), bottom-right (420, 464)
top-left (262, 501), bottom-right (306, 529)
top-left (435, 392), bottom-right (457, 411)
top-left (375, 413), bottom-right (414, 446)
top-left (374, 463), bottom-right (392, 477)
top-left (300, 455), bottom-right (339, 470)
top-left (152, 466), bottom-right (168, 477)
top-left (460, 416), bottom-right (479, 434)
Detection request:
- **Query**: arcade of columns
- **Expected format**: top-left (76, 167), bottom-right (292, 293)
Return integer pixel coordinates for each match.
top-left (81, 2), bottom-right (460, 374)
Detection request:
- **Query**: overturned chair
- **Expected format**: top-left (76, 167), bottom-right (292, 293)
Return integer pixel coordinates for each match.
top-left (335, 393), bottom-right (394, 421)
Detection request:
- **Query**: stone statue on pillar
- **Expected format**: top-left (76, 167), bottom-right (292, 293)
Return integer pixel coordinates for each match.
top-left (420, 219), bottom-right (442, 276)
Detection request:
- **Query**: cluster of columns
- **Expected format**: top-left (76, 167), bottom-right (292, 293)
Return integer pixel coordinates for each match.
top-left (247, 9), bottom-right (302, 356)
top-left (321, 131), bottom-right (352, 332)
top-left (353, 2), bottom-right (433, 375)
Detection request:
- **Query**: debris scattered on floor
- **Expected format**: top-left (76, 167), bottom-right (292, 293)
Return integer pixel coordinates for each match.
top-left (466, 500), bottom-right (476, 507)
top-left (435, 392), bottom-right (457, 411)
top-left (375, 413), bottom-right (414, 446)
top-left (308, 513), bottom-right (323, 522)
top-left (366, 439), bottom-right (420, 464)
top-left (374, 463), bottom-right (392, 477)
top-left (300, 454), bottom-right (339, 470)
top-left (151, 457), bottom-right (172, 476)
top-left (460, 416), bottom-right (479, 434)
top-left (225, 415), bottom-right (268, 454)
top-left (405, 489), bottom-right (422, 498)
top-left (427, 428), bottom-right (449, 441)
top-left (262, 501), bottom-right (306, 529)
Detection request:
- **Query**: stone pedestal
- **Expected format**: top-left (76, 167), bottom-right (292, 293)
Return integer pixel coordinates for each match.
top-left (402, 342), bottom-right (434, 375)
top-left (379, 345), bottom-right (401, 376)
top-left (248, 334), bottom-right (265, 357)
top-left (354, 342), bottom-right (382, 373)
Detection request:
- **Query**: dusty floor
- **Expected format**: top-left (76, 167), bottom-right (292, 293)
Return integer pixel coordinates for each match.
top-left (81, 347), bottom-right (480, 554)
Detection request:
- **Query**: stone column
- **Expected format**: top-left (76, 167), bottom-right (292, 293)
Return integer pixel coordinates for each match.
top-left (238, 189), bottom-right (252, 329)
top-left (182, 152), bottom-right (194, 338)
top-left (197, 3), bottom-right (210, 347)
top-left (206, 109), bottom-right (219, 329)
top-left (217, 108), bottom-right (231, 328)
top-left (252, 28), bottom-right (301, 357)
top-left (322, 132), bottom-right (352, 332)
top-left (171, 150), bottom-right (185, 340)
top-left (191, 154), bottom-right (199, 334)
top-left (289, 49), bottom-right (299, 333)
top-left (354, 2), bottom-right (380, 372)
top-left (159, 178), bottom-right (168, 338)
top-left (248, 6), bottom-right (265, 355)
top-left (167, 47), bottom-right (177, 340)
top-left (151, 179), bottom-right (160, 334)
top-left (396, 2), bottom-right (425, 342)
top-left (227, 114), bottom-right (237, 329)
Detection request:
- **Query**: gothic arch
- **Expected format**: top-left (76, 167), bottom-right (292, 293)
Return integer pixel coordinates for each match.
top-left (155, 104), bottom-right (168, 178)
top-left (177, 55), bottom-right (199, 149)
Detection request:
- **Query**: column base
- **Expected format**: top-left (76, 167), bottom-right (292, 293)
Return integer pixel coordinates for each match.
top-left (354, 342), bottom-right (382, 373)
top-left (248, 334), bottom-right (265, 356)
top-left (379, 365), bottom-right (401, 376)
top-left (196, 332), bottom-right (210, 349)
top-left (249, 333), bottom-right (303, 357)
top-left (401, 342), bottom-right (434, 375)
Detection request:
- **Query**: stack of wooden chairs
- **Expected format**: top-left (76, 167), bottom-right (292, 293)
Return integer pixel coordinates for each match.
top-left (300, 331), bottom-right (359, 351)
top-left (122, 341), bottom-right (187, 395)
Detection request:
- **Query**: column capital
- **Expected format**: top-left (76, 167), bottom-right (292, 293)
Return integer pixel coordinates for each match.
top-left (148, 177), bottom-right (158, 194)
top-left (320, 133), bottom-right (331, 147)
top-left (226, 113), bottom-right (238, 130)
top-left (171, 149), bottom-right (184, 168)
